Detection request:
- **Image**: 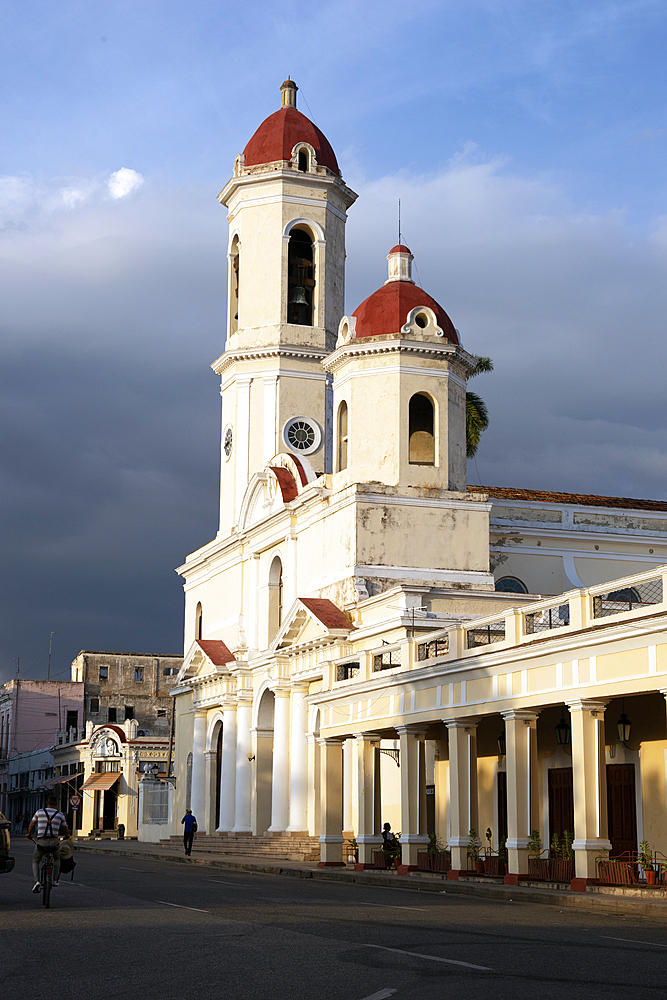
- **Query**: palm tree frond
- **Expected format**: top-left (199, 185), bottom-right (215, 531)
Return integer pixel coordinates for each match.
top-left (469, 355), bottom-right (494, 379)
top-left (466, 390), bottom-right (489, 459)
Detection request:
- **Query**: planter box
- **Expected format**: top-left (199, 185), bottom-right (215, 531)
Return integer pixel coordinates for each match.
top-left (597, 860), bottom-right (636, 885)
top-left (551, 859), bottom-right (575, 882)
top-left (372, 850), bottom-right (397, 870)
top-left (432, 852), bottom-right (451, 873)
top-left (483, 856), bottom-right (504, 877)
top-left (416, 852), bottom-right (451, 873)
top-left (528, 857), bottom-right (550, 880)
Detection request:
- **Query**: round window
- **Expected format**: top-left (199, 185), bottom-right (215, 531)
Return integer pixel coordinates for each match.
top-left (223, 424), bottom-right (233, 460)
top-left (282, 416), bottom-right (322, 456)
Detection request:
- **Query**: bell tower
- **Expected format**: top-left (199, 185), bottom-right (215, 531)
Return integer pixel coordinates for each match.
top-left (213, 80), bottom-right (357, 535)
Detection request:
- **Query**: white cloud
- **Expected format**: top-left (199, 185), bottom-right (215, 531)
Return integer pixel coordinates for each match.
top-left (107, 168), bottom-right (145, 200)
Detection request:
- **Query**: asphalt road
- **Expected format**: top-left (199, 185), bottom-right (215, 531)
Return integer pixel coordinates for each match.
top-left (3, 840), bottom-right (667, 1000)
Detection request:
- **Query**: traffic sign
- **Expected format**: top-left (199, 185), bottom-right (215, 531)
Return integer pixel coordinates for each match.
top-left (69, 794), bottom-right (81, 809)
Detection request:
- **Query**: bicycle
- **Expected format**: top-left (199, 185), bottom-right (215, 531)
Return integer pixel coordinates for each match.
top-left (39, 848), bottom-right (55, 908)
top-left (30, 838), bottom-right (56, 907)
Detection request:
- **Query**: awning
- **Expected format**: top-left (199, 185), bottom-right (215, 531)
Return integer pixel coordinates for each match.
top-left (81, 773), bottom-right (120, 791)
top-left (40, 774), bottom-right (80, 789)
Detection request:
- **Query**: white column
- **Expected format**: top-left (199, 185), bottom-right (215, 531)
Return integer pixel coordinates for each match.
top-left (318, 738), bottom-right (345, 866)
top-left (232, 693), bottom-right (253, 833)
top-left (445, 718), bottom-right (478, 873)
top-left (306, 733), bottom-right (320, 836)
top-left (204, 749), bottom-right (217, 836)
top-left (263, 375), bottom-right (279, 463)
top-left (397, 725), bottom-right (429, 869)
top-left (235, 377), bottom-right (252, 519)
top-left (285, 531), bottom-right (297, 611)
top-left (502, 710), bottom-right (539, 878)
top-left (268, 686), bottom-right (291, 833)
top-left (354, 732), bottom-right (382, 867)
top-left (217, 703), bottom-right (237, 833)
top-left (190, 710), bottom-right (207, 831)
top-left (246, 554), bottom-right (260, 653)
top-left (569, 699), bottom-right (611, 880)
top-left (287, 683), bottom-right (309, 833)
top-left (343, 739), bottom-right (354, 834)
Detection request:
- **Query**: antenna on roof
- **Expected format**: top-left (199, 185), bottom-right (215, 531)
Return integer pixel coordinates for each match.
top-left (398, 199), bottom-right (401, 245)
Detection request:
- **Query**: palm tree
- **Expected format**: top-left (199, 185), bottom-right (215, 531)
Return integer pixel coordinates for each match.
top-left (466, 356), bottom-right (493, 459)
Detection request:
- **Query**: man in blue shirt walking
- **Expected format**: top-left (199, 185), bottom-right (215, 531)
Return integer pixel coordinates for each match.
top-left (181, 809), bottom-right (197, 855)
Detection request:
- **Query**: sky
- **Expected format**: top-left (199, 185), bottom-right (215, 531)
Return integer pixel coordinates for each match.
top-left (2, 0), bottom-right (667, 683)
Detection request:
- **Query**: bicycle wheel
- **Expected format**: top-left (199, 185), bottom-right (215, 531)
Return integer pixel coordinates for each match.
top-left (42, 874), bottom-right (51, 908)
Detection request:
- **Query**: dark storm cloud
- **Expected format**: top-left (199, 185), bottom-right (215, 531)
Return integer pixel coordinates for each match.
top-left (3, 148), bottom-right (667, 682)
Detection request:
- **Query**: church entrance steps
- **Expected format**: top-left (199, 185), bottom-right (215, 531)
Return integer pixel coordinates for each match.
top-left (164, 833), bottom-right (320, 862)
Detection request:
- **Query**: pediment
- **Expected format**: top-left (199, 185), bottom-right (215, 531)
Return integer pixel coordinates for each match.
top-left (238, 454), bottom-right (316, 531)
top-left (177, 639), bottom-right (235, 682)
top-left (270, 597), bottom-right (355, 652)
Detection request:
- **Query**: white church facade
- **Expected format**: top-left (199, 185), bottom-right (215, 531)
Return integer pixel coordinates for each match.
top-left (170, 81), bottom-right (667, 887)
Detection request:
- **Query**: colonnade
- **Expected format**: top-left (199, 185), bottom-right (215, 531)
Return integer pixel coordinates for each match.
top-left (317, 699), bottom-right (614, 880)
top-left (188, 681), bottom-right (313, 837)
top-left (186, 694), bottom-right (616, 882)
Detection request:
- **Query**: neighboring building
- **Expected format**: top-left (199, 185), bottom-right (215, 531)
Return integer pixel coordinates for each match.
top-left (484, 486), bottom-right (667, 597)
top-left (6, 747), bottom-right (56, 829)
top-left (52, 720), bottom-right (172, 838)
top-left (70, 651), bottom-right (181, 734)
top-left (0, 679), bottom-right (83, 815)
top-left (164, 80), bottom-right (667, 887)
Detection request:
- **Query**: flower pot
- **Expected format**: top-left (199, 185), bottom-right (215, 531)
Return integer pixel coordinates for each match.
top-left (646, 869), bottom-right (656, 885)
top-left (484, 856), bottom-right (502, 877)
top-left (433, 852), bottom-right (451, 873)
top-left (475, 860), bottom-right (485, 875)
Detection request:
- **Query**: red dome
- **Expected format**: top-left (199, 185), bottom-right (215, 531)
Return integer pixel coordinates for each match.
top-left (243, 107), bottom-right (340, 176)
top-left (388, 244), bottom-right (412, 255)
top-left (352, 281), bottom-right (458, 343)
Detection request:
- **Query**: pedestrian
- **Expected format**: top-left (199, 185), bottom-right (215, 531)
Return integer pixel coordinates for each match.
top-left (181, 808), bottom-right (197, 855)
top-left (382, 822), bottom-right (400, 867)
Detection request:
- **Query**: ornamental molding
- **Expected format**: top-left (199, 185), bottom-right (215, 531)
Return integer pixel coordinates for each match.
top-left (212, 344), bottom-right (329, 377)
top-left (323, 339), bottom-right (476, 377)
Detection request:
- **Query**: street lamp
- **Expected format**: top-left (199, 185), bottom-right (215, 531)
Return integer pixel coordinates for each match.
top-left (497, 731), bottom-right (506, 756)
top-left (617, 712), bottom-right (632, 743)
top-left (555, 716), bottom-right (571, 746)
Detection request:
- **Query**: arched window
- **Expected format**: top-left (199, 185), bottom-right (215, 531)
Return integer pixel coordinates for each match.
top-left (287, 228), bottom-right (314, 326)
top-left (229, 235), bottom-right (240, 336)
top-left (298, 149), bottom-right (308, 172)
top-left (495, 577), bottom-right (528, 594)
top-left (268, 556), bottom-right (283, 639)
top-left (409, 393), bottom-right (435, 465)
top-left (337, 401), bottom-right (348, 471)
top-left (195, 602), bottom-right (203, 640)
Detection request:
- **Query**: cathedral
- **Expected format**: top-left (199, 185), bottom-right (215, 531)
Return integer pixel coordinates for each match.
top-left (170, 81), bottom-right (667, 886)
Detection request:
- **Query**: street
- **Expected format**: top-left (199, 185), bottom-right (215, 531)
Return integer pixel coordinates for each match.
top-left (3, 840), bottom-right (667, 1000)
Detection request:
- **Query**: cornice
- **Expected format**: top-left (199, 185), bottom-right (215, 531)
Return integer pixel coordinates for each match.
top-left (322, 338), bottom-right (475, 377)
top-left (212, 344), bottom-right (329, 377)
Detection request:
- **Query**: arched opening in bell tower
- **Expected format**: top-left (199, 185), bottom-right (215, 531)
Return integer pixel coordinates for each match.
top-left (287, 228), bottom-right (314, 326)
top-left (195, 602), bottom-right (203, 640)
top-left (409, 392), bottom-right (435, 465)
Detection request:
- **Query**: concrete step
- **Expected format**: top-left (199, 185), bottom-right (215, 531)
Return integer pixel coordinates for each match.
top-left (164, 832), bottom-right (320, 861)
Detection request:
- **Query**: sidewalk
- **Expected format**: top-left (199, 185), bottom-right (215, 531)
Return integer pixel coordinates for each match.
top-left (73, 838), bottom-right (667, 921)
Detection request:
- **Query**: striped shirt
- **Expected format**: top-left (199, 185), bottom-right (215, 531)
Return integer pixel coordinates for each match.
top-left (32, 808), bottom-right (67, 839)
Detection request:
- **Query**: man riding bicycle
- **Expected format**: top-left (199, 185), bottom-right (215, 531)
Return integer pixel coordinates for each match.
top-left (26, 795), bottom-right (70, 893)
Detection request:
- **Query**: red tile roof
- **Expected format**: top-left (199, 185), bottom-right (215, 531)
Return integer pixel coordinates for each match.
top-left (298, 598), bottom-right (355, 631)
top-left (352, 280), bottom-right (458, 342)
top-left (388, 244), bottom-right (412, 255)
top-left (470, 485), bottom-right (667, 512)
top-left (196, 640), bottom-right (235, 666)
top-left (269, 466), bottom-right (299, 502)
top-left (243, 107), bottom-right (340, 175)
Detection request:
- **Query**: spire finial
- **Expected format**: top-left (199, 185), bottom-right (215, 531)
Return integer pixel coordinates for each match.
top-left (280, 78), bottom-right (298, 109)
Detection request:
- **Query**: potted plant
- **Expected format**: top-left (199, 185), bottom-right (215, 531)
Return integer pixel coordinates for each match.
top-left (346, 837), bottom-right (358, 864)
top-left (639, 840), bottom-right (656, 885)
top-left (467, 828), bottom-right (484, 874)
top-left (528, 829), bottom-right (549, 880)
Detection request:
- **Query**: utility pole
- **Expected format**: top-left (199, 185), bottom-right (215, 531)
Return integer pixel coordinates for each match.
top-left (47, 632), bottom-right (57, 681)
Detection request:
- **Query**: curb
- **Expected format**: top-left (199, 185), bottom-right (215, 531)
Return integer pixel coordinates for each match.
top-left (73, 843), bottom-right (667, 920)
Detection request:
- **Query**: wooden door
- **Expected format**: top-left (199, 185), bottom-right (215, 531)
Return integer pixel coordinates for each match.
top-left (606, 764), bottom-right (637, 858)
top-left (548, 768), bottom-right (574, 845)
top-left (497, 770), bottom-right (508, 845)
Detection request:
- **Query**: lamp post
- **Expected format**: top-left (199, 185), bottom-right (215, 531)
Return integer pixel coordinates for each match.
top-left (555, 715), bottom-right (571, 746)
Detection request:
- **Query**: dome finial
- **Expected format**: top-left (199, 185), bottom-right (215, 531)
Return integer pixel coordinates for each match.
top-left (386, 244), bottom-right (414, 284)
top-left (281, 78), bottom-right (298, 109)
